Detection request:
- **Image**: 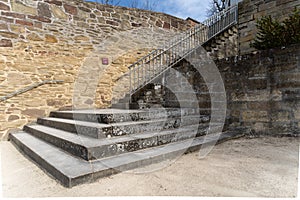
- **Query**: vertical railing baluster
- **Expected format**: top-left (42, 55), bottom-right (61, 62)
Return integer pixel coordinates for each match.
top-left (133, 66), bottom-right (135, 91)
top-left (148, 55), bottom-right (151, 80)
top-left (137, 62), bottom-right (140, 89)
top-left (142, 60), bottom-right (145, 85)
top-left (129, 65), bottom-right (132, 102)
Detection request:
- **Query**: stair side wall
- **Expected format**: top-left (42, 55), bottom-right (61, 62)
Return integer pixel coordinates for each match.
top-left (203, 26), bottom-right (239, 60)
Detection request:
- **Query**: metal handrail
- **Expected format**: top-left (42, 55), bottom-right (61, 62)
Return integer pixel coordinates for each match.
top-left (128, 5), bottom-right (238, 100)
top-left (0, 80), bottom-right (64, 102)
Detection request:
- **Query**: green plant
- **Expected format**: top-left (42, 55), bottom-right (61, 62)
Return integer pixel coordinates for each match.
top-left (283, 8), bottom-right (300, 45)
top-left (251, 7), bottom-right (300, 50)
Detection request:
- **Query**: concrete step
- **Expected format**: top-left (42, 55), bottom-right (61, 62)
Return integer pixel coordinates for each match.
top-left (23, 124), bottom-right (208, 161)
top-left (49, 108), bottom-right (200, 124)
top-left (9, 130), bottom-right (243, 188)
top-left (37, 115), bottom-right (204, 139)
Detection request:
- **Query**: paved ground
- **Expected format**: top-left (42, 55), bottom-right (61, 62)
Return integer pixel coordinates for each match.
top-left (0, 136), bottom-right (299, 198)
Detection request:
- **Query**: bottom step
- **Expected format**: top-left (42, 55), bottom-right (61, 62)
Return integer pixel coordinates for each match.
top-left (9, 131), bottom-right (243, 188)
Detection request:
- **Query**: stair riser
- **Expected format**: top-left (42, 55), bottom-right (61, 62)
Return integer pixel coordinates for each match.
top-left (24, 119), bottom-right (208, 161)
top-left (37, 118), bottom-right (106, 139)
top-left (88, 127), bottom-right (209, 160)
top-left (38, 116), bottom-right (204, 139)
top-left (110, 119), bottom-right (180, 137)
top-left (108, 115), bottom-right (206, 137)
top-left (25, 122), bottom-right (208, 161)
top-left (23, 125), bottom-right (90, 160)
top-left (9, 134), bottom-right (71, 187)
top-left (38, 118), bottom-right (179, 138)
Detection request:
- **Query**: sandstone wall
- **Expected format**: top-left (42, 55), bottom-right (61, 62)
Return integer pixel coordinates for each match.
top-left (135, 44), bottom-right (300, 136)
top-left (238, 0), bottom-right (300, 54)
top-left (218, 44), bottom-right (300, 136)
top-left (0, 0), bottom-right (191, 139)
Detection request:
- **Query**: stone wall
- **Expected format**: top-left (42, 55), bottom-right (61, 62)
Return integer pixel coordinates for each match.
top-left (134, 44), bottom-right (300, 136)
top-left (0, 0), bottom-right (191, 139)
top-left (238, 0), bottom-right (300, 55)
top-left (218, 44), bottom-right (300, 136)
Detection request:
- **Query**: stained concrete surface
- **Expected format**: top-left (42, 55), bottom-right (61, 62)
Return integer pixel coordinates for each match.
top-left (0, 137), bottom-right (299, 197)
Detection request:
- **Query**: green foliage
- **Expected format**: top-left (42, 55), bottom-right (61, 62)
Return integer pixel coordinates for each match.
top-left (251, 7), bottom-right (300, 50)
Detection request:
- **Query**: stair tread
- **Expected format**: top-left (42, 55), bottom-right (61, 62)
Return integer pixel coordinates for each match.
top-left (40, 117), bottom-right (111, 128)
top-left (51, 108), bottom-right (199, 118)
top-left (11, 132), bottom-right (95, 178)
top-left (25, 124), bottom-right (202, 148)
top-left (11, 130), bottom-right (241, 182)
top-left (52, 108), bottom-right (144, 114)
top-left (41, 114), bottom-right (204, 127)
top-left (52, 109), bottom-right (171, 124)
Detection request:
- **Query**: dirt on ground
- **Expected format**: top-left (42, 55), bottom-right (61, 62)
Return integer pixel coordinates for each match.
top-left (0, 136), bottom-right (299, 198)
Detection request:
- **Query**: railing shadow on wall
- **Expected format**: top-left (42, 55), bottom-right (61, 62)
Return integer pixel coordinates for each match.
top-left (0, 80), bottom-right (64, 102)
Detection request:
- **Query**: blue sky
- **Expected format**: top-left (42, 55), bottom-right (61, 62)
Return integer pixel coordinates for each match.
top-left (86, 0), bottom-right (211, 22)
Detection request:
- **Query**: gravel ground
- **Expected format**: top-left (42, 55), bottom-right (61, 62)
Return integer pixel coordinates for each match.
top-left (1, 136), bottom-right (299, 198)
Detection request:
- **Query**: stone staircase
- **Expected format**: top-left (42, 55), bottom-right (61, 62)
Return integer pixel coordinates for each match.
top-left (9, 5), bottom-right (242, 188)
top-left (9, 108), bottom-right (242, 187)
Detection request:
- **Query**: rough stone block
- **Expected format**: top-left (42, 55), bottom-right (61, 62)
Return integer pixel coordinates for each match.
top-left (22, 109), bottom-right (45, 118)
top-left (282, 90), bottom-right (300, 101)
top-left (63, 4), bottom-right (77, 15)
top-left (0, 39), bottom-right (12, 47)
top-left (253, 122), bottom-right (269, 133)
top-left (1, 11), bottom-right (26, 19)
top-left (44, 0), bottom-right (62, 6)
top-left (0, 2), bottom-right (9, 10)
top-left (247, 79), bottom-right (268, 90)
top-left (79, 6), bottom-right (91, 13)
top-left (0, 23), bottom-right (8, 30)
top-left (0, 31), bottom-right (19, 39)
top-left (259, 1), bottom-right (277, 12)
top-left (271, 111), bottom-right (290, 122)
top-left (106, 20), bottom-right (119, 26)
top-left (247, 102), bottom-right (270, 110)
top-left (0, 16), bottom-right (14, 23)
top-left (163, 22), bottom-right (170, 29)
top-left (276, 0), bottom-right (296, 6)
top-left (8, 115), bottom-right (20, 121)
top-left (15, 19), bottom-right (33, 26)
top-left (38, 2), bottom-right (51, 18)
top-left (45, 34), bottom-right (58, 43)
top-left (28, 15), bottom-right (51, 23)
top-left (26, 33), bottom-right (43, 41)
top-left (11, 0), bottom-right (37, 15)
top-left (294, 108), bottom-right (300, 120)
top-left (242, 111), bottom-right (269, 122)
top-left (50, 4), bottom-right (68, 20)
